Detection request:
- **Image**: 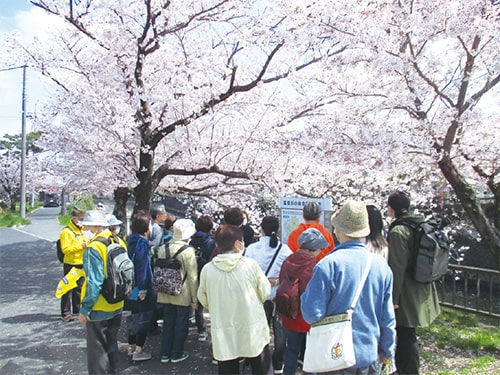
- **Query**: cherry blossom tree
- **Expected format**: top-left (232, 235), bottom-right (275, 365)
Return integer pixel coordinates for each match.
top-left (5, 0), bottom-right (498, 265)
top-left (284, 0), bottom-right (500, 266)
top-left (20, 0), bottom-right (348, 219)
top-left (0, 132), bottom-right (42, 210)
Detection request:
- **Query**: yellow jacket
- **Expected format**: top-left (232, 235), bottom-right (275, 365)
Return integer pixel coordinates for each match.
top-left (60, 220), bottom-right (86, 265)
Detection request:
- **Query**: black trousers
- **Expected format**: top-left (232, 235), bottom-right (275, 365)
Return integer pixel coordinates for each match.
top-left (263, 300), bottom-right (285, 371)
top-left (395, 325), bottom-right (420, 375)
top-left (61, 263), bottom-right (83, 317)
top-left (86, 313), bottom-right (122, 375)
top-left (218, 345), bottom-right (270, 375)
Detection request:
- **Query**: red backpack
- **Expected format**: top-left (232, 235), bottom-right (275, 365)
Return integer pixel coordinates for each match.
top-left (275, 274), bottom-right (300, 319)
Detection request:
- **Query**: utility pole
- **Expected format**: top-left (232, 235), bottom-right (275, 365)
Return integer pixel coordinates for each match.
top-left (0, 65), bottom-right (28, 217)
top-left (20, 66), bottom-right (27, 218)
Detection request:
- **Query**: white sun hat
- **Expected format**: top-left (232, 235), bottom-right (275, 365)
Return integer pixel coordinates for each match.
top-left (80, 210), bottom-right (110, 227)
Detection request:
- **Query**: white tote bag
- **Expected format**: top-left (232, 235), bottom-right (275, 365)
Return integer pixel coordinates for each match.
top-left (303, 253), bottom-right (373, 373)
top-left (303, 311), bottom-right (356, 373)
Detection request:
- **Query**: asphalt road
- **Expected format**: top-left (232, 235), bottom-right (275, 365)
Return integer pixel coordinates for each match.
top-left (0, 207), bottom-right (223, 375)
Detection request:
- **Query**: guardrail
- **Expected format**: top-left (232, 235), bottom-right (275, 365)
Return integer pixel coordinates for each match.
top-left (437, 264), bottom-right (500, 319)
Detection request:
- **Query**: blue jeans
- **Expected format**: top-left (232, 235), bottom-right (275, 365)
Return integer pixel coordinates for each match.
top-left (160, 303), bottom-right (190, 359)
top-left (283, 329), bottom-right (306, 375)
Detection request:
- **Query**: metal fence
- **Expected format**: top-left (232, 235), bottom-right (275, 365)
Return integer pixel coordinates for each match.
top-left (437, 264), bottom-right (500, 319)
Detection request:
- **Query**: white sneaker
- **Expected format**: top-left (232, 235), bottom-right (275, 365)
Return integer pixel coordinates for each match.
top-left (132, 351), bottom-right (152, 362)
top-left (198, 331), bottom-right (209, 341)
top-left (274, 366), bottom-right (284, 374)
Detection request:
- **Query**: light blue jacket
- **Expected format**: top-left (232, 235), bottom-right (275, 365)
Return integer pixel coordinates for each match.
top-left (301, 241), bottom-right (396, 367)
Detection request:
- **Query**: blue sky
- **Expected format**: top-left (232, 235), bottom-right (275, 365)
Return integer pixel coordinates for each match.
top-left (0, 1), bottom-right (45, 138)
top-left (0, 0), bottom-right (32, 31)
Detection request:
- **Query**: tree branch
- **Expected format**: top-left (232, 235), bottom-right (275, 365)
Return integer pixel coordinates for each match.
top-left (456, 35), bottom-right (481, 113)
top-left (406, 33), bottom-right (455, 108)
top-left (152, 164), bottom-right (249, 188)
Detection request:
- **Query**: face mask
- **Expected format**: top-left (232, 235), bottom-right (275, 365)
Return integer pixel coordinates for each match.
top-left (113, 228), bottom-right (120, 235)
top-left (83, 230), bottom-right (94, 240)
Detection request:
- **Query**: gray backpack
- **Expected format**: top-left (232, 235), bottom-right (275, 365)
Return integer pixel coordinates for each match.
top-left (396, 219), bottom-right (450, 283)
top-left (95, 235), bottom-right (135, 303)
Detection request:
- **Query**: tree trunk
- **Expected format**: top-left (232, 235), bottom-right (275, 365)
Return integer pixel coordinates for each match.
top-left (60, 188), bottom-right (67, 216)
top-left (9, 195), bottom-right (16, 211)
top-left (113, 187), bottom-right (132, 238)
top-left (133, 179), bottom-right (154, 216)
top-left (438, 155), bottom-right (500, 270)
top-left (132, 138), bottom-right (155, 215)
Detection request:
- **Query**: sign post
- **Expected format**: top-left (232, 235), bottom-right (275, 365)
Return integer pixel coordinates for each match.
top-left (279, 197), bottom-right (333, 245)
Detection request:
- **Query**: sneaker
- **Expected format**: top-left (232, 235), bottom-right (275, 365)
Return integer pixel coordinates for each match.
top-left (156, 319), bottom-right (164, 328)
top-left (171, 353), bottom-right (189, 363)
top-left (212, 358), bottom-right (218, 365)
top-left (127, 345), bottom-right (136, 356)
top-left (62, 314), bottom-right (74, 322)
top-left (198, 331), bottom-right (209, 341)
top-left (274, 365), bottom-right (284, 374)
top-left (132, 351), bottom-right (152, 362)
top-left (160, 356), bottom-right (170, 364)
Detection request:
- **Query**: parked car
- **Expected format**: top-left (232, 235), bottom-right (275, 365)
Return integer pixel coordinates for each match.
top-left (44, 193), bottom-right (60, 207)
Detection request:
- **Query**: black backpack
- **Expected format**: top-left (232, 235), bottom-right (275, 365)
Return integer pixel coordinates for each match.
top-left (94, 235), bottom-right (135, 304)
top-left (193, 247), bottom-right (208, 276)
top-left (56, 226), bottom-right (77, 263)
top-left (394, 218), bottom-right (450, 283)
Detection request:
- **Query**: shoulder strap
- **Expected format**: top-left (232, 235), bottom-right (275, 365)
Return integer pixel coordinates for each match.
top-left (389, 218), bottom-right (419, 232)
top-left (95, 234), bottom-right (121, 246)
top-left (63, 225), bottom-right (79, 237)
top-left (171, 244), bottom-right (191, 283)
top-left (94, 236), bottom-right (110, 246)
top-left (265, 243), bottom-right (282, 276)
top-left (172, 244), bottom-right (191, 259)
top-left (350, 253), bottom-right (373, 310)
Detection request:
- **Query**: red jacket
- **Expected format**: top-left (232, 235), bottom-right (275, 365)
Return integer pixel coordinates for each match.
top-left (279, 251), bottom-right (317, 332)
top-left (287, 222), bottom-right (335, 261)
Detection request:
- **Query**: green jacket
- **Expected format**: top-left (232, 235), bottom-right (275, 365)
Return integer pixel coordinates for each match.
top-left (388, 213), bottom-right (440, 328)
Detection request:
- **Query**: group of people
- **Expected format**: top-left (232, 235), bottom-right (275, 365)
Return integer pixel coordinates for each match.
top-left (58, 191), bottom-right (440, 375)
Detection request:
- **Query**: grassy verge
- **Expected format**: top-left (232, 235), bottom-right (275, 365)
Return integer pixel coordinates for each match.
top-left (419, 308), bottom-right (500, 374)
top-left (0, 203), bottom-right (40, 227)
